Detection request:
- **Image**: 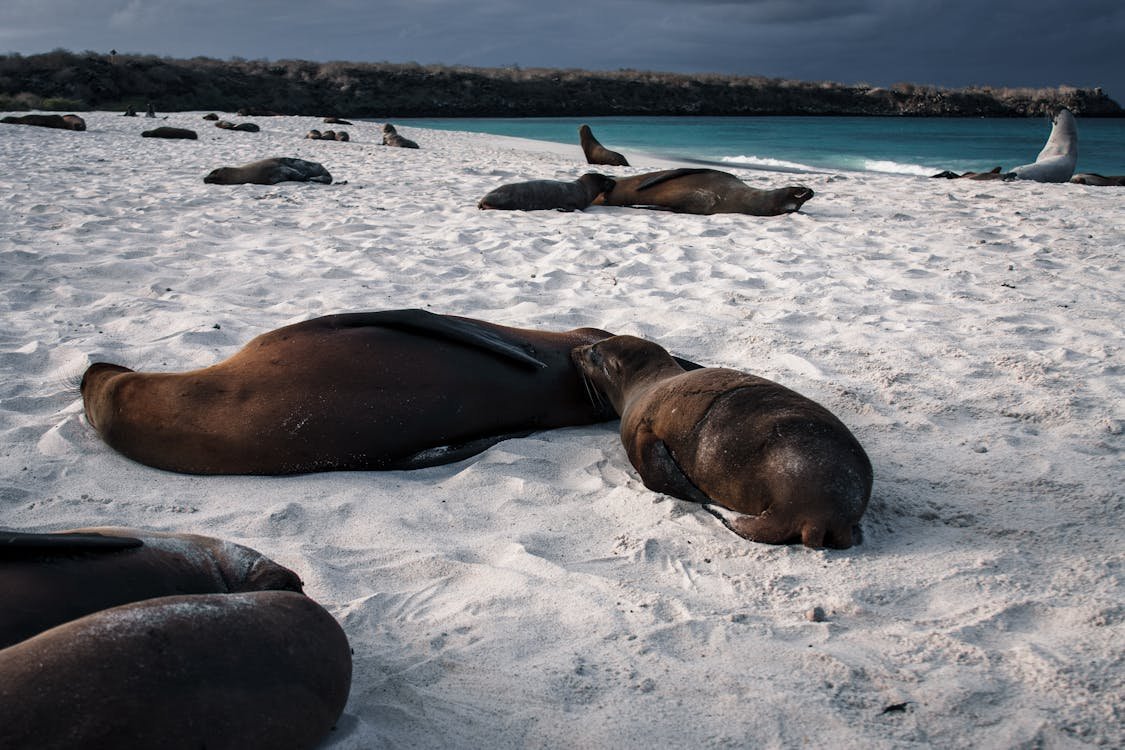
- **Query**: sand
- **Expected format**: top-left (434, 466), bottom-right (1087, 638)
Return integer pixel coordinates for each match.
top-left (0, 111), bottom-right (1121, 748)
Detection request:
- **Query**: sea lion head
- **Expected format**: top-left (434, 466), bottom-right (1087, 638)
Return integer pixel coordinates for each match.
top-left (204, 167), bottom-right (236, 184)
top-left (577, 172), bottom-right (617, 200)
top-left (571, 335), bottom-right (680, 414)
top-left (781, 186), bottom-right (815, 213)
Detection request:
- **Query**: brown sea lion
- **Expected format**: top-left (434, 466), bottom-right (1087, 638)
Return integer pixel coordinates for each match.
top-left (579, 124), bottom-right (629, 166)
top-left (594, 168), bottom-right (814, 216)
top-left (203, 157), bottom-right (332, 185)
top-left (80, 309), bottom-right (703, 475)
top-left (478, 173), bottom-right (616, 211)
top-left (1, 113), bottom-right (86, 131)
top-left (382, 123), bottom-right (419, 149)
top-left (930, 166), bottom-right (1009, 180)
top-left (141, 126), bottom-right (198, 140)
top-left (305, 129), bottom-right (323, 139)
top-left (215, 120), bottom-right (260, 132)
top-left (572, 335), bottom-right (872, 548)
top-left (324, 116), bottom-right (353, 125)
top-left (0, 590), bottom-right (351, 750)
top-left (202, 112), bottom-right (220, 120)
top-left (335, 130), bottom-right (350, 142)
top-left (1070, 173), bottom-right (1125, 186)
top-left (0, 527), bottom-right (303, 649)
top-left (321, 129), bottom-right (337, 140)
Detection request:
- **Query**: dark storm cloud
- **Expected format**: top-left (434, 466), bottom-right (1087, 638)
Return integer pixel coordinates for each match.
top-left (2, 0), bottom-right (1122, 97)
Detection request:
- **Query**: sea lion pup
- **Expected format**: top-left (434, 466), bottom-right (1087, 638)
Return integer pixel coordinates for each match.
top-left (1070, 173), bottom-right (1125, 186)
top-left (1010, 108), bottom-right (1078, 183)
top-left (305, 128), bottom-right (323, 139)
top-left (0, 590), bottom-right (352, 750)
top-left (478, 173), bottom-right (616, 211)
top-left (382, 123), bottom-right (420, 148)
top-left (203, 157), bottom-right (332, 185)
top-left (1, 113), bottom-right (86, 131)
top-left (202, 112), bottom-right (220, 120)
top-left (335, 130), bottom-right (350, 141)
top-left (594, 168), bottom-right (814, 216)
top-left (578, 124), bottom-right (629, 166)
top-left (0, 527), bottom-right (304, 649)
top-left (80, 309), bottom-right (700, 475)
top-left (141, 126), bottom-right (198, 140)
top-left (572, 336), bottom-right (873, 548)
top-left (321, 129), bottom-right (337, 140)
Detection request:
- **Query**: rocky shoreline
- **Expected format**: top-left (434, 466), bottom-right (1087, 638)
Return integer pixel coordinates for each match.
top-left (2, 50), bottom-right (1120, 118)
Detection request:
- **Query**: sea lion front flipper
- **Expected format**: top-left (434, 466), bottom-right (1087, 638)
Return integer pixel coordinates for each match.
top-left (0, 531), bottom-right (144, 557)
top-left (636, 168), bottom-right (717, 191)
top-left (327, 309), bottom-right (548, 370)
top-left (391, 431), bottom-right (536, 469)
top-left (633, 434), bottom-right (713, 505)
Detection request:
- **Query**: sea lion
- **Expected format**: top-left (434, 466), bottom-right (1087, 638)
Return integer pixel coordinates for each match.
top-left (0, 590), bottom-right (351, 750)
top-left (305, 129), bottom-right (323, 139)
top-left (1010, 109), bottom-right (1078, 183)
top-left (1, 527), bottom-right (303, 649)
top-left (1070, 173), bottom-right (1125, 186)
top-left (1, 113), bottom-right (86, 131)
top-left (215, 120), bottom-right (260, 132)
top-left (578, 124), bottom-right (629, 166)
top-left (321, 129), bottom-right (337, 140)
top-left (930, 166), bottom-right (1009, 180)
top-left (382, 123), bottom-right (419, 149)
top-left (335, 130), bottom-right (350, 142)
top-left (594, 168), bottom-right (814, 216)
top-left (572, 335), bottom-right (873, 548)
top-left (141, 126), bottom-right (198, 140)
top-left (80, 309), bottom-right (703, 475)
top-left (478, 173), bottom-right (616, 211)
top-left (203, 112), bottom-right (220, 120)
top-left (203, 157), bottom-right (332, 185)
top-left (324, 116), bottom-right (353, 125)
top-left (123, 106), bottom-right (137, 117)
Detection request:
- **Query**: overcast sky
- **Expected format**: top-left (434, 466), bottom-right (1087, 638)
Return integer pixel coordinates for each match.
top-left (3, 1), bottom-right (1123, 99)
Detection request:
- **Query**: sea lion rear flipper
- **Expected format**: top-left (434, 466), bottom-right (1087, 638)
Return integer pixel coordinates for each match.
top-left (0, 531), bottom-right (143, 556)
top-left (636, 168), bottom-right (717, 191)
top-left (392, 431), bottom-right (536, 469)
top-left (635, 436), bottom-right (712, 505)
top-left (327, 309), bottom-right (548, 370)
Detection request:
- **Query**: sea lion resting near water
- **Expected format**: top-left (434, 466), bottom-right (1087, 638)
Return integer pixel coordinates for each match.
top-left (930, 167), bottom-right (1010, 180)
top-left (478, 173), bottom-right (616, 211)
top-left (594, 168), bottom-right (814, 216)
top-left (142, 126), bottom-right (198, 140)
top-left (1, 113), bottom-right (86, 131)
top-left (572, 335), bottom-right (872, 548)
top-left (579, 124), bottom-right (629, 166)
top-left (203, 157), bottom-right (332, 185)
top-left (1070, 173), bottom-right (1125, 186)
top-left (1010, 109), bottom-right (1078, 183)
top-left (382, 123), bottom-right (419, 149)
top-left (0, 527), bottom-right (352, 750)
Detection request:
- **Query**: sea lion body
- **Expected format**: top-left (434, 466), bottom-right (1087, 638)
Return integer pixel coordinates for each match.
top-left (203, 157), bottom-right (332, 185)
top-left (382, 123), bottom-right (419, 148)
top-left (1011, 109), bottom-right (1078, 183)
top-left (142, 126), bottom-right (198, 140)
top-left (0, 527), bottom-right (303, 649)
top-left (305, 129), bottom-right (323, 139)
top-left (1, 113), bottom-right (86, 131)
top-left (0, 590), bottom-right (351, 750)
top-left (478, 173), bottom-right (616, 211)
top-left (81, 309), bottom-right (624, 474)
top-left (215, 120), bottom-right (260, 132)
top-left (1070, 173), bottom-right (1125, 186)
top-left (579, 124), bottom-right (629, 166)
top-left (573, 335), bottom-right (872, 548)
top-left (595, 168), bottom-right (813, 216)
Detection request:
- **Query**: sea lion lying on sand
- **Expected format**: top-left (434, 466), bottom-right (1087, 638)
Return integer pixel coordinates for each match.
top-left (478, 173), bottom-right (616, 211)
top-left (203, 157), bottom-right (332, 185)
top-left (1, 113), bottom-right (86, 131)
top-left (1070, 173), bottom-right (1125, 186)
top-left (594, 168), bottom-right (813, 216)
top-left (930, 166), bottom-right (1010, 180)
top-left (382, 123), bottom-right (419, 149)
top-left (141, 126), bottom-right (198, 140)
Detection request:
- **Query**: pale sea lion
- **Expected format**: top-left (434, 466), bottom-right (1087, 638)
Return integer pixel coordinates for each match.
top-left (579, 124), bottom-right (630, 166)
top-left (141, 126), bottom-right (198, 140)
top-left (594, 168), bottom-right (814, 216)
top-left (478, 173), bottom-right (616, 211)
top-left (382, 123), bottom-right (419, 149)
top-left (79, 309), bottom-right (705, 474)
top-left (1, 113), bottom-right (86, 131)
top-left (572, 335), bottom-right (872, 548)
top-left (1011, 108), bottom-right (1078, 183)
top-left (203, 157), bottom-right (332, 185)
top-left (1070, 173), bottom-right (1125, 186)
top-left (0, 590), bottom-right (351, 750)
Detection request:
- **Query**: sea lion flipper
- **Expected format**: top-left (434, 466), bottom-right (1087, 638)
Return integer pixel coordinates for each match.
top-left (391, 431), bottom-right (537, 469)
top-left (329, 310), bottom-right (548, 370)
top-left (636, 168), bottom-right (717, 191)
top-left (0, 531), bottom-right (144, 556)
top-left (635, 436), bottom-right (712, 505)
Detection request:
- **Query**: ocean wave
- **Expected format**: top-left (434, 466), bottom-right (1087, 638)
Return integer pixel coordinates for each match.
top-left (862, 159), bottom-right (943, 176)
top-left (719, 154), bottom-right (821, 172)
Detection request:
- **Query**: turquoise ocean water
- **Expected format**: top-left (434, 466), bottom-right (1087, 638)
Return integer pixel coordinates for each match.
top-left (396, 116), bottom-right (1125, 177)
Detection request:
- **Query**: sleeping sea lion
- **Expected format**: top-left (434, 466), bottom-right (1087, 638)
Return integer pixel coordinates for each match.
top-left (572, 335), bottom-right (872, 548)
top-left (579, 124), bottom-right (629, 166)
top-left (1070, 173), bottom-right (1125, 186)
top-left (203, 157), bottom-right (332, 185)
top-left (1, 113), bottom-right (86, 131)
top-left (141, 126), bottom-right (198, 140)
top-left (478, 173), bottom-right (616, 211)
top-left (594, 168), bottom-right (813, 216)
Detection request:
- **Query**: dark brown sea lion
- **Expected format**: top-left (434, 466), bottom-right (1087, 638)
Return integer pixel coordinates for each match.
top-left (305, 129), bottom-right (323, 139)
top-left (1, 113), bottom-right (86, 131)
top-left (321, 129), bottom-right (337, 140)
top-left (382, 123), bottom-right (419, 149)
top-left (335, 130), bottom-right (350, 142)
top-left (594, 168), bottom-right (814, 216)
top-left (215, 120), bottom-right (260, 132)
top-left (237, 108), bottom-right (281, 117)
top-left (478, 173), bottom-right (616, 211)
top-left (203, 157), bottom-right (332, 185)
top-left (80, 309), bottom-right (703, 475)
top-left (141, 126), bottom-right (198, 140)
top-left (578, 124), bottom-right (629, 166)
top-left (572, 335), bottom-right (872, 548)
top-left (324, 116), bottom-right (353, 125)
top-left (930, 166), bottom-right (1009, 180)
top-left (203, 112), bottom-right (220, 120)
top-left (0, 527), bottom-right (303, 649)
top-left (0, 590), bottom-right (351, 750)
top-left (1070, 173), bottom-right (1125, 186)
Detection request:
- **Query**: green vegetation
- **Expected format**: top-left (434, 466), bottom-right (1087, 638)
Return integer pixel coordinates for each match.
top-left (1, 49), bottom-right (1120, 117)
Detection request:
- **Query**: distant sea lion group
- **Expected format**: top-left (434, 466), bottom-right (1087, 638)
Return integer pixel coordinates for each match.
top-left (0, 528), bottom-right (351, 749)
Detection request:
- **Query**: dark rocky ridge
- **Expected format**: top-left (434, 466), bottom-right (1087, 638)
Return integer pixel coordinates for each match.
top-left (1, 50), bottom-right (1120, 118)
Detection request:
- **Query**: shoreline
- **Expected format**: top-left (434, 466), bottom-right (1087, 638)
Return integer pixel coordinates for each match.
top-left (1, 112), bottom-right (1121, 748)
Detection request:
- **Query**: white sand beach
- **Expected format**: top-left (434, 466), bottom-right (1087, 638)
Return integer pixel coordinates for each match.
top-left (0, 111), bottom-right (1121, 748)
